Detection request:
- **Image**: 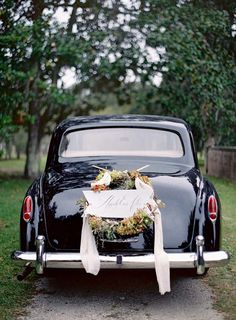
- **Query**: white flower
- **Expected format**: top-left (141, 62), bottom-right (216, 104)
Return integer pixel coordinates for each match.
top-left (91, 171), bottom-right (111, 188)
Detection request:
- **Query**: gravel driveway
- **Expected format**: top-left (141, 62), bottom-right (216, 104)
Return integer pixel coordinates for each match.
top-left (18, 269), bottom-right (224, 320)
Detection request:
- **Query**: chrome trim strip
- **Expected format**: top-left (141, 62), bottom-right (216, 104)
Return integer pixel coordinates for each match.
top-left (12, 250), bottom-right (229, 270)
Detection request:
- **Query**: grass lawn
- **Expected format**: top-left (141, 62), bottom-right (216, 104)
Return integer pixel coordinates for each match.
top-left (0, 177), bottom-right (35, 320)
top-left (0, 158), bottom-right (26, 175)
top-left (0, 157), bottom-right (46, 175)
top-left (205, 176), bottom-right (236, 320)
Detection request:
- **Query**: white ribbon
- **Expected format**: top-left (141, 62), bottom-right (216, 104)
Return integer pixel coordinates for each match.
top-left (80, 214), bottom-right (100, 275)
top-left (154, 208), bottom-right (170, 294)
top-left (80, 176), bottom-right (170, 294)
top-left (135, 177), bottom-right (170, 295)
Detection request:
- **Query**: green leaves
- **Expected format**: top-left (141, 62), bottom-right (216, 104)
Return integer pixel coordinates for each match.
top-left (0, 0), bottom-right (236, 154)
top-left (132, 1), bottom-right (236, 148)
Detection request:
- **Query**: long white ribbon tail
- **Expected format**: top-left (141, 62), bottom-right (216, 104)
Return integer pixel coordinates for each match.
top-left (135, 177), bottom-right (170, 294)
top-left (80, 215), bottom-right (100, 275)
top-left (154, 208), bottom-right (170, 295)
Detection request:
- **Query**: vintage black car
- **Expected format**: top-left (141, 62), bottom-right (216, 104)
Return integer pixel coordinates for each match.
top-left (12, 115), bottom-right (229, 281)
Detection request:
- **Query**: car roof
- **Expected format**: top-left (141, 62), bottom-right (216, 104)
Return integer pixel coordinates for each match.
top-left (56, 115), bottom-right (190, 133)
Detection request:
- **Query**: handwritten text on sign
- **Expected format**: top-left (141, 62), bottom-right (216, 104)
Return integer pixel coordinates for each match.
top-left (83, 190), bottom-right (152, 218)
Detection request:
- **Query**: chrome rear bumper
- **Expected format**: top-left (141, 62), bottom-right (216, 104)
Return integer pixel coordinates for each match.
top-left (12, 235), bottom-right (229, 276)
top-left (12, 250), bottom-right (229, 272)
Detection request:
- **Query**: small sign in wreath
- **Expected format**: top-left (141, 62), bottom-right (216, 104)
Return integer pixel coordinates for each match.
top-left (80, 168), bottom-right (164, 241)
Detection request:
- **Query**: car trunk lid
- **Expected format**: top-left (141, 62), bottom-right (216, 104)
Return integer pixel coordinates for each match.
top-left (42, 158), bottom-right (200, 252)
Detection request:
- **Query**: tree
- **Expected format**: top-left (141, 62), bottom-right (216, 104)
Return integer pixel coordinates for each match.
top-left (0, 1), bottom-right (71, 175)
top-left (132, 0), bottom-right (236, 152)
top-left (1, 0), bottom-right (235, 178)
top-left (0, 0), bottom-right (147, 177)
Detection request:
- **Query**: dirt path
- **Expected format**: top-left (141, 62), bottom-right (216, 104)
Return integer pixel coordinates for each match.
top-left (18, 270), bottom-right (224, 320)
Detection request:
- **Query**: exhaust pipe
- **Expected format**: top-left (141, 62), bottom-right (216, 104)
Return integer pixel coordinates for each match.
top-left (17, 262), bottom-right (33, 281)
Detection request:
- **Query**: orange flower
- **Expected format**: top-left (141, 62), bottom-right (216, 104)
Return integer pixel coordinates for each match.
top-left (91, 184), bottom-right (108, 192)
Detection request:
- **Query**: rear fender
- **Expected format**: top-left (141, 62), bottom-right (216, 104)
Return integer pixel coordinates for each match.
top-left (20, 175), bottom-right (44, 251)
top-left (193, 177), bottom-right (220, 251)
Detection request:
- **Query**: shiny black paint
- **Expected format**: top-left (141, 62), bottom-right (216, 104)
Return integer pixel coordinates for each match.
top-left (20, 115), bottom-right (221, 254)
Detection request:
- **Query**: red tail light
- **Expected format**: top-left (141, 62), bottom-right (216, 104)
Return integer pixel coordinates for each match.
top-left (208, 195), bottom-right (218, 222)
top-left (23, 196), bottom-right (33, 222)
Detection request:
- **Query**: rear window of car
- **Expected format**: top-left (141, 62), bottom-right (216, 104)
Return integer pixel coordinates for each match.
top-left (59, 127), bottom-right (184, 158)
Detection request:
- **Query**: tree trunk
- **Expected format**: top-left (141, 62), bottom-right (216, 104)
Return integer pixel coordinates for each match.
top-left (5, 140), bottom-right (12, 160)
top-left (24, 115), bottom-right (41, 179)
top-left (16, 149), bottom-right (21, 159)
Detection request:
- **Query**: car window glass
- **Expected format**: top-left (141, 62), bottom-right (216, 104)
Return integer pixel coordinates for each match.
top-left (59, 128), bottom-right (184, 158)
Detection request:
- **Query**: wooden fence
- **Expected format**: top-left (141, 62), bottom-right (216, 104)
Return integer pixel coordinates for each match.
top-left (207, 147), bottom-right (236, 181)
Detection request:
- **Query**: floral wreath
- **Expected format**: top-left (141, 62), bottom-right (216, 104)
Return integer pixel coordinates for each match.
top-left (80, 167), bottom-right (164, 241)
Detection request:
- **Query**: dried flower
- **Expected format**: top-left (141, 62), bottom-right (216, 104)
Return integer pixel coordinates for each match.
top-left (88, 209), bottom-right (153, 240)
top-left (91, 184), bottom-right (108, 192)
